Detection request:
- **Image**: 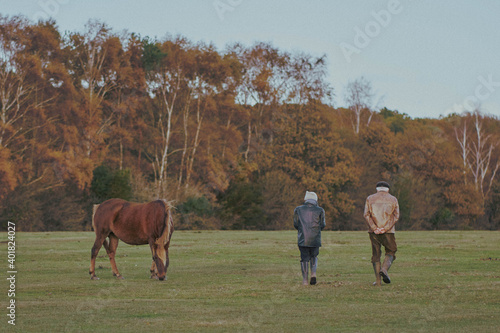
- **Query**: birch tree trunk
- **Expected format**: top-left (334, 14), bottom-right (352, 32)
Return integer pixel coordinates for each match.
top-left (185, 98), bottom-right (204, 187)
top-left (454, 122), bottom-right (469, 185)
top-left (177, 92), bottom-right (193, 191)
top-left (456, 112), bottom-right (500, 202)
top-left (156, 73), bottom-right (180, 198)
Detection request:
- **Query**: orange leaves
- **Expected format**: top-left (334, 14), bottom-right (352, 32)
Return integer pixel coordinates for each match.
top-left (261, 104), bottom-right (361, 221)
top-left (443, 183), bottom-right (483, 217)
top-left (0, 147), bottom-right (17, 200)
top-left (49, 149), bottom-right (94, 190)
top-left (2, 16), bottom-right (500, 231)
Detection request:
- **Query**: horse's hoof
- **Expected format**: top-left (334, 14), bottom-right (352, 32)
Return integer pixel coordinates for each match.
top-left (91, 276), bottom-right (100, 280)
top-left (150, 275), bottom-right (159, 280)
top-left (116, 275), bottom-right (125, 280)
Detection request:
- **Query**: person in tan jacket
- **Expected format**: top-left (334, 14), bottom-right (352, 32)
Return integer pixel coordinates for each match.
top-left (363, 181), bottom-right (399, 286)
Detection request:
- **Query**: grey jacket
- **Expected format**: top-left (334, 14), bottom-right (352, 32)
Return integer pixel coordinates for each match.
top-left (293, 199), bottom-right (326, 247)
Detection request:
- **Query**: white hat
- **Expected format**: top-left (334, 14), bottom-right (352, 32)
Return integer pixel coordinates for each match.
top-left (304, 191), bottom-right (318, 202)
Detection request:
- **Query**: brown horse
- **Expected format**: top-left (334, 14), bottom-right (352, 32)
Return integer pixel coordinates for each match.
top-left (90, 198), bottom-right (174, 281)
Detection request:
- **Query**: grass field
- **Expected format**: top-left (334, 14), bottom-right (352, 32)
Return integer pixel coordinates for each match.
top-left (1, 230), bottom-right (499, 332)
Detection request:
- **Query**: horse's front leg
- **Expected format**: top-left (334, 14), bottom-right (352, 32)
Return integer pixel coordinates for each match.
top-left (150, 260), bottom-right (158, 279)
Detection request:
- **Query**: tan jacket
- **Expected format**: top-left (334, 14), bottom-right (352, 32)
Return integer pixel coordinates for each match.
top-left (363, 191), bottom-right (399, 233)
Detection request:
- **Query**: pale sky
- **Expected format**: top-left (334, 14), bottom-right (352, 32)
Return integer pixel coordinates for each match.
top-left (2, 0), bottom-right (500, 119)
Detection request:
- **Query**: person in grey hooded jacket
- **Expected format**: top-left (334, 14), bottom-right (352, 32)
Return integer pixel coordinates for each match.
top-left (293, 191), bottom-right (326, 285)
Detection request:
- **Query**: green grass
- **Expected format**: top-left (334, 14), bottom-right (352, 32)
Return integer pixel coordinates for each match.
top-left (1, 231), bottom-right (499, 332)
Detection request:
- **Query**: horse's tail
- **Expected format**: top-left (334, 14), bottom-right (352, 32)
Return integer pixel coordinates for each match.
top-left (92, 204), bottom-right (100, 231)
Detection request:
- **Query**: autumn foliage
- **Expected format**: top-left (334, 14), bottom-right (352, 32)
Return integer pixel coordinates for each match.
top-left (1, 16), bottom-right (499, 231)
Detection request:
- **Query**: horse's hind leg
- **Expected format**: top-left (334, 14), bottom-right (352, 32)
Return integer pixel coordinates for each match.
top-left (106, 234), bottom-right (124, 279)
top-left (90, 233), bottom-right (108, 280)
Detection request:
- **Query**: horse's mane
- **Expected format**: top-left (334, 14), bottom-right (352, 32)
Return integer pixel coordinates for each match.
top-left (160, 199), bottom-right (175, 210)
top-left (155, 199), bottom-right (175, 243)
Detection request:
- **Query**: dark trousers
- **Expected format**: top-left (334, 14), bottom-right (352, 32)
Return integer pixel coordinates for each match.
top-left (299, 246), bottom-right (319, 262)
top-left (369, 233), bottom-right (397, 263)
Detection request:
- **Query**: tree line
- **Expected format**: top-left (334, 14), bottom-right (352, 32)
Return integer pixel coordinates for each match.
top-left (0, 16), bottom-right (499, 231)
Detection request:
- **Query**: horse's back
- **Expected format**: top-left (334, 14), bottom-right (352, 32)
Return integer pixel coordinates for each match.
top-left (93, 199), bottom-right (127, 229)
top-left (94, 199), bottom-right (168, 246)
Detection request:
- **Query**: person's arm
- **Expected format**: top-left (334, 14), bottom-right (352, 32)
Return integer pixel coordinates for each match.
top-left (293, 208), bottom-right (299, 230)
top-left (363, 200), bottom-right (377, 232)
top-left (382, 199), bottom-right (400, 232)
top-left (320, 208), bottom-right (326, 230)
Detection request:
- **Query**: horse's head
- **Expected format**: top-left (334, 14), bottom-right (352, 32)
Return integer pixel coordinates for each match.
top-left (152, 200), bottom-right (173, 281)
top-left (152, 216), bottom-right (172, 281)
top-left (158, 270), bottom-right (166, 281)
top-left (152, 256), bottom-right (167, 280)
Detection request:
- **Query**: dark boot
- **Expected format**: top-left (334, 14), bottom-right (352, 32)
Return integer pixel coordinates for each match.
top-left (380, 255), bottom-right (394, 284)
top-left (372, 262), bottom-right (381, 286)
top-left (310, 257), bottom-right (318, 285)
top-left (300, 261), bottom-right (309, 285)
